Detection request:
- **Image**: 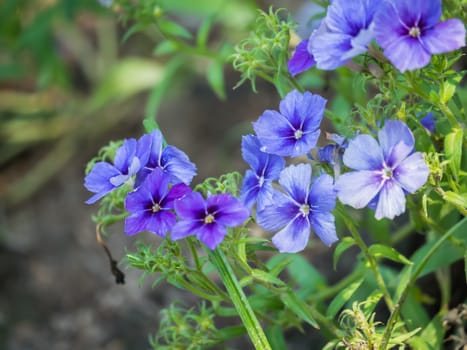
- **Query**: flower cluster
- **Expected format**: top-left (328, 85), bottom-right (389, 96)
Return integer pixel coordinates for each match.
top-left (288, 0), bottom-right (466, 74)
top-left (85, 129), bottom-right (249, 249)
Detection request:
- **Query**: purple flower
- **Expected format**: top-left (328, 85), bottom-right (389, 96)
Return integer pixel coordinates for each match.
top-left (171, 192), bottom-right (250, 249)
top-left (84, 137), bottom-right (151, 204)
top-left (336, 120), bottom-right (429, 220)
top-left (420, 112), bottom-right (435, 133)
top-left (308, 0), bottom-right (379, 70)
top-left (288, 40), bottom-right (316, 76)
top-left (253, 90), bottom-right (326, 157)
top-left (137, 129), bottom-right (197, 186)
top-left (257, 164), bottom-right (338, 253)
top-left (374, 0), bottom-right (466, 72)
top-left (240, 135), bottom-right (285, 211)
top-left (317, 133), bottom-right (348, 166)
top-left (125, 168), bottom-right (191, 236)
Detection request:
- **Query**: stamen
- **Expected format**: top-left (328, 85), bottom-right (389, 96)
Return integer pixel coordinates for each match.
top-left (299, 204), bottom-right (310, 216)
top-left (382, 167), bottom-right (393, 180)
top-left (409, 26), bottom-right (421, 37)
top-left (204, 214), bottom-right (215, 224)
top-left (152, 203), bottom-right (161, 213)
top-left (294, 129), bottom-right (303, 140)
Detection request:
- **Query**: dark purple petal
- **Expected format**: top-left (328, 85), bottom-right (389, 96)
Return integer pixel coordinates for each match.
top-left (336, 170), bottom-right (382, 208)
top-left (257, 192), bottom-right (299, 232)
top-left (165, 183), bottom-right (192, 206)
top-left (161, 145), bottom-right (197, 185)
top-left (422, 19), bottom-right (466, 54)
top-left (174, 192), bottom-right (206, 220)
top-left (125, 211), bottom-right (152, 235)
top-left (309, 174), bottom-right (336, 212)
top-left (171, 220), bottom-right (201, 240)
top-left (253, 110), bottom-right (295, 156)
top-left (278, 164), bottom-right (312, 204)
top-left (144, 211), bottom-right (176, 237)
top-left (343, 134), bottom-right (383, 170)
top-left (125, 187), bottom-right (153, 213)
top-left (114, 139), bottom-right (137, 172)
top-left (271, 215), bottom-right (310, 253)
top-left (420, 112), bottom-right (435, 133)
top-left (310, 211), bottom-right (338, 246)
top-left (287, 39), bottom-right (316, 76)
top-left (138, 168), bottom-right (170, 203)
top-left (394, 152), bottom-right (429, 193)
top-left (378, 120), bottom-right (414, 164)
top-left (197, 223), bottom-right (227, 250)
top-left (207, 194), bottom-right (250, 227)
top-left (389, 0), bottom-right (441, 30)
top-left (374, 180), bottom-right (406, 220)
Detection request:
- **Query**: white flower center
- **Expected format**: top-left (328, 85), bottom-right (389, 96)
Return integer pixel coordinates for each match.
top-left (409, 26), bottom-right (421, 38)
top-left (152, 203), bottom-right (161, 213)
top-left (294, 129), bottom-right (303, 140)
top-left (204, 214), bottom-right (215, 224)
top-left (299, 204), bottom-right (310, 216)
top-left (382, 166), bottom-right (393, 180)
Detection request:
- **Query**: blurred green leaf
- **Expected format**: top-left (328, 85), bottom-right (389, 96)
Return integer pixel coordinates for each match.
top-left (444, 127), bottom-right (463, 181)
top-left (368, 244), bottom-right (412, 265)
top-left (153, 40), bottom-right (178, 56)
top-left (326, 278), bottom-right (364, 319)
top-left (408, 314), bottom-right (444, 350)
top-left (197, 15), bottom-right (214, 49)
top-left (92, 58), bottom-right (163, 109)
top-left (280, 292), bottom-right (318, 328)
top-left (333, 237), bottom-right (356, 269)
top-left (265, 325), bottom-right (287, 350)
top-left (158, 19), bottom-right (193, 40)
top-left (207, 60), bottom-right (226, 100)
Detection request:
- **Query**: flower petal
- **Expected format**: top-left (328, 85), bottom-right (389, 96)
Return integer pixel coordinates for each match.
top-left (240, 170), bottom-right (261, 209)
top-left (336, 170), bottom-right (382, 208)
top-left (272, 215), bottom-right (310, 253)
top-left (207, 194), bottom-right (250, 227)
top-left (279, 164), bottom-right (312, 204)
top-left (310, 211), bottom-right (338, 246)
top-left (257, 192), bottom-right (299, 231)
top-left (378, 120), bottom-right (414, 164)
top-left (309, 174), bottom-right (336, 212)
top-left (422, 19), bottom-right (466, 54)
top-left (162, 145), bottom-right (197, 185)
top-left (197, 223), bottom-right (227, 250)
top-left (171, 220), bottom-right (201, 240)
top-left (380, 35), bottom-right (432, 72)
top-left (144, 211), bottom-right (176, 237)
top-left (125, 211), bottom-right (151, 235)
top-left (253, 110), bottom-right (296, 156)
top-left (375, 180), bottom-right (406, 220)
top-left (114, 138), bottom-right (137, 172)
top-left (287, 39), bottom-right (316, 76)
top-left (84, 162), bottom-right (121, 204)
top-left (394, 152), bottom-right (429, 193)
top-left (125, 187), bottom-right (153, 213)
top-left (174, 192), bottom-right (206, 220)
top-left (343, 134), bottom-right (383, 170)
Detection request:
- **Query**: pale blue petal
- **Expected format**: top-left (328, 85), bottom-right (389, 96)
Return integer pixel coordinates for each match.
top-left (336, 170), bottom-right (382, 208)
top-left (309, 174), bottom-right (336, 212)
top-left (278, 164), bottom-right (312, 204)
top-left (272, 216), bottom-right (310, 253)
top-left (378, 120), bottom-right (414, 163)
top-left (375, 180), bottom-right (406, 220)
top-left (162, 146), bottom-right (197, 185)
top-left (257, 192), bottom-right (299, 231)
top-left (114, 139), bottom-right (137, 172)
top-left (394, 152), bottom-right (429, 193)
top-left (343, 134), bottom-right (383, 170)
top-left (422, 19), bottom-right (466, 54)
top-left (310, 211), bottom-right (338, 246)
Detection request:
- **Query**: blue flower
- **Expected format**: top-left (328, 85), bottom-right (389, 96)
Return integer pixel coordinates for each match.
top-left (253, 90), bottom-right (326, 157)
top-left (336, 120), bottom-right (429, 220)
top-left (257, 164), bottom-right (338, 253)
top-left (288, 39), bottom-right (316, 76)
top-left (171, 192), bottom-right (250, 249)
top-left (84, 137), bottom-right (151, 204)
top-left (308, 0), bottom-right (379, 70)
top-left (374, 0), bottom-right (466, 72)
top-left (240, 135), bottom-right (285, 211)
top-left (317, 133), bottom-right (348, 166)
top-left (125, 168), bottom-right (191, 236)
top-left (137, 129), bottom-right (197, 186)
top-left (420, 112), bottom-right (435, 133)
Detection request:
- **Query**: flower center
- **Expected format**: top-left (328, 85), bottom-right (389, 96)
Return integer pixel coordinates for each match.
top-left (299, 204), bottom-right (310, 216)
top-left (294, 129), bottom-right (303, 140)
top-left (152, 203), bottom-right (161, 213)
top-left (382, 167), bottom-right (393, 180)
top-left (258, 176), bottom-right (265, 187)
top-left (409, 26), bottom-right (421, 38)
top-left (204, 214), bottom-right (215, 224)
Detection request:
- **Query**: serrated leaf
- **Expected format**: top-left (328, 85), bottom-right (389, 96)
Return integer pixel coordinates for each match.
top-left (368, 244), bottom-right (412, 265)
top-left (207, 60), bottom-right (226, 100)
top-left (281, 292), bottom-right (318, 328)
top-left (444, 128), bottom-right (463, 181)
top-left (326, 278), bottom-right (364, 319)
top-left (158, 20), bottom-right (192, 39)
top-left (333, 237), bottom-right (356, 269)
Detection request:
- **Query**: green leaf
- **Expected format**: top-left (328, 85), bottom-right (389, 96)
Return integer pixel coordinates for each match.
top-left (251, 269), bottom-right (285, 287)
top-left (266, 325), bottom-right (287, 350)
top-left (197, 15), bottom-right (214, 49)
top-left (440, 80), bottom-right (457, 104)
top-left (465, 249), bottom-right (467, 282)
top-left (333, 237), bottom-right (356, 269)
top-left (158, 20), bottom-right (193, 40)
top-left (207, 60), bottom-right (226, 100)
top-left (326, 278), bottom-right (364, 319)
top-left (401, 289), bottom-right (430, 329)
top-left (281, 292), bottom-right (318, 328)
top-left (408, 314), bottom-right (444, 350)
top-left (444, 127), bottom-right (463, 181)
top-left (153, 40), bottom-right (178, 56)
top-left (444, 191), bottom-right (467, 209)
top-left (286, 254), bottom-right (327, 298)
top-left (368, 244), bottom-right (413, 265)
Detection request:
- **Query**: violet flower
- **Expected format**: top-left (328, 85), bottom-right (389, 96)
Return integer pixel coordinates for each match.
top-left (84, 137), bottom-right (151, 204)
top-left (288, 39), bottom-right (316, 76)
top-left (171, 192), bottom-right (250, 249)
top-left (125, 168), bottom-right (191, 236)
top-left (257, 164), bottom-right (338, 253)
top-left (336, 120), bottom-right (429, 220)
top-left (420, 112), bottom-right (435, 133)
top-left (240, 135), bottom-right (285, 211)
top-left (137, 129), bottom-right (197, 186)
top-left (253, 90), bottom-right (326, 157)
top-left (374, 0), bottom-right (466, 72)
top-left (309, 0), bottom-right (379, 70)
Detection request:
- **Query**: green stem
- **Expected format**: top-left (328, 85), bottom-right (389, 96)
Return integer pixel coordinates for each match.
top-left (309, 268), bottom-right (365, 302)
top-left (379, 218), bottom-right (466, 350)
top-left (208, 249), bottom-right (272, 350)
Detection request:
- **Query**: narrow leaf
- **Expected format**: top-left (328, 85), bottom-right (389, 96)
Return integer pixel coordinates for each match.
top-left (444, 128), bottom-right (463, 181)
top-left (368, 244), bottom-right (412, 265)
top-left (207, 60), bottom-right (226, 100)
top-left (158, 20), bottom-right (193, 39)
top-left (333, 237), bottom-right (356, 269)
top-left (281, 292), bottom-right (319, 328)
top-left (326, 278), bottom-right (364, 319)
